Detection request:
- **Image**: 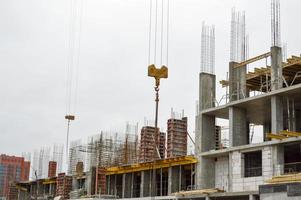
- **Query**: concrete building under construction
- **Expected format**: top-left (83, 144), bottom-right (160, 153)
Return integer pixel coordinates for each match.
top-left (167, 111), bottom-right (188, 158)
top-left (139, 126), bottom-right (166, 162)
top-left (14, 1), bottom-right (301, 200)
top-left (103, 1), bottom-right (301, 199)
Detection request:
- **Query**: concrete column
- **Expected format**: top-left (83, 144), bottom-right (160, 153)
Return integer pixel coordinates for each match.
top-left (271, 96), bottom-right (283, 134)
top-left (196, 157), bottom-right (215, 189)
top-left (130, 173), bottom-right (135, 198)
top-left (296, 110), bottom-right (301, 132)
top-left (271, 46), bottom-right (283, 91)
top-left (86, 171), bottom-right (92, 195)
top-left (199, 72), bottom-right (216, 110)
top-left (195, 73), bottom-right (215, 154)
top-left (106, 176), bottom-right (110, 195)
top-left (141, 170), bottom-right (150, 197)
top-left (249, 194), bottom-right (256, 200)
top-left (229, 106), bottom-right (248, 147)
top-left (286, 98), bottom-right (296, 131)
top-left (122, 173), bottom-right (132, 198)
top-left (72, 176), bottom-right (78, 191)
top-left (196, 73), bottom-right (216, 190)
top-left (168, 167), bottom-right (172, 195)
top-left (229, 62), bottom-right (248, 101)
top-left (272, 145), bottom-right (284, 175)
top-left (263, 121), bottom-right (271, 141)
top-left (228, 152), bottom-right (233, 192)
top-left (174, 166), bottom-right (180, 192)
top-left (179, 165), bottom-right (182, 191)
top-left (140, 171), bottom-right (144, 197)
top-left (160, 168), bottom-right (163, 196)
top-left (114, 175), bottom-right (117, 196)
top-left (168, 166), bottom-right (180, 194)
top-left (291, 99), bottom-right (296, 131)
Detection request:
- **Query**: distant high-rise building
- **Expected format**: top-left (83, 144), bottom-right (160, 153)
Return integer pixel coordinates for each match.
top-left (139, 126), bottom-right (166, 162)
top-left (0, 154), bottom-right (30, 199)
top-left (167, 117), bottom-right (188, 158)
top-left (48, 161), bottom-right (57, 178)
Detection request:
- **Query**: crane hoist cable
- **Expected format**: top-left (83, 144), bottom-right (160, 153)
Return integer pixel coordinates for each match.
top-left (147, 0), bottom-right (170, 198)
top-left (65, 0), bottom-right (84, 164)
top-left (147, 0), bottom-right (170, 160)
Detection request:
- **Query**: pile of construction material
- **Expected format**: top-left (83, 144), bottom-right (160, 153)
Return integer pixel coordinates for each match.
top-left (266, 173), bottom-right (301, 184)
top-left (175, 188), bottom-right (224, 197)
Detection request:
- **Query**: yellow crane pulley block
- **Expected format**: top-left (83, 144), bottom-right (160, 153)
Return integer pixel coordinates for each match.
top-left (148, 64), bottom-right (168, 86)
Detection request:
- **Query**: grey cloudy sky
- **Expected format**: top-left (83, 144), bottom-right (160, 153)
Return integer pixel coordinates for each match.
top-left (1, 0), bottom-right (301, 157)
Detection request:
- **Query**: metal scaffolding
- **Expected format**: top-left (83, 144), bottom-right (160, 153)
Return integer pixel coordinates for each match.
top-left (67, 128), bottom-right (140, 176)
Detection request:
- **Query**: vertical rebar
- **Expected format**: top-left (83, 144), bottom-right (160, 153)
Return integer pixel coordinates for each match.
top-left (200, 22), bottom-right (215, 74)
top-left (230, 8), bottom-right (247, 62)
top-left (271, 0), bottom-right (281, 47)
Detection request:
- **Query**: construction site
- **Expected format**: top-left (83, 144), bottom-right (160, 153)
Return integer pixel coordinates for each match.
top-left (9, 0), bottom-right (301, 200)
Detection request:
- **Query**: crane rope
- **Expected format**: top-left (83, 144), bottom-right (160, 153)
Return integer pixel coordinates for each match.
top-left (147, 0), bottom-right (153, 65)
top-left (73, 0), bottom-right (84, 114)
top-left (66, 0), bottom-right (75, 115)
top-left (148, 0), bottom-right (170, 66)
top-left (65, 0), bottom-right (84, 164)
top-left (166, 0), bottom-right (169, 66)
top-left (147, 0), bottom-right (170, 198)
top-left (153, 0), bottom-right (158, 64)
top-left (160, 0), bottom-right (164, 66)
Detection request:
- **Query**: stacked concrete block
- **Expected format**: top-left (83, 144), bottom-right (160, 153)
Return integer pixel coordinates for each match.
top-left (262, 146), bottom-right (273, 180)
top-left (215, 156), bottom-right (229, 191)
top-left (230, 151), bottom-right (243, 192)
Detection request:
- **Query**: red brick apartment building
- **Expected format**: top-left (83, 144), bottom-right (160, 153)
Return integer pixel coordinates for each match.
top-left (0, 154), bottom-right (30, 199)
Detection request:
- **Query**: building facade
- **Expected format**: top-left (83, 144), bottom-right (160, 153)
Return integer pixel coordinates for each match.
top-left (139, 126), bottom-right (166, 162)
top-left (48, 161), bottom-right (57, 178)
top-left (167, 117), bottom-right (188, 158)
top-left (0, 154), bottom-right (30, 199)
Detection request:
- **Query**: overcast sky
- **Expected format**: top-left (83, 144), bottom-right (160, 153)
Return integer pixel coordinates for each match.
top-left (1, 0), bottom-right (301, 157)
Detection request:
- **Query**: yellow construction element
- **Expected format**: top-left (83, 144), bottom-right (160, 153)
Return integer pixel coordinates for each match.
top-left (266, 173), bottom-right (301, 184)
top-left (42, 177), bottom-right (56, 185)
top-left (105, 155), bottom-right (197, 175)
top-left (266, 131), bottom-right (301, 140)
top-left (280, 130), bottom-right (301, 137)
top-left (148, 64), bottom-right (168, 87)
top-left (220, 55), bottom-right (301, 91)
top-left (175, 188), bottom-right (224, 196)
top-left (234, 52), bottom-right (271, 68)
top-left (284, 56), bottom-right (301, 67)
top-left (15, 185), bottom-right (28, 192)
top-left (266, 133), bottom-right (287, 140)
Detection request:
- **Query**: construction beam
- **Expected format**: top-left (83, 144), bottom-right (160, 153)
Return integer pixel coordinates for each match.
top-left (234, 52), bottom-right (271, 68)
top-left (105, 156), bottom-right (197, 175)
top-left (280, 130), bottom-right (301, 137)
top-left (266, 173), bottom-right (301, 184)
top-left (266, 133), bottom-right (287, 140)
